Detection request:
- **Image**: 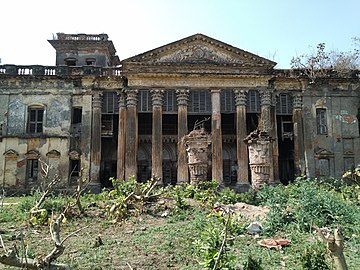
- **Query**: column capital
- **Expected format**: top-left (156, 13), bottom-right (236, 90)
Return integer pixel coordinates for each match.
top-left (117, 90), bottom-right (126, 108)
top-left (176, 89), bottom-right (190, 106)
top-left (292, 93), bottom-right (303, 110)
top-left (150, 89), bottom-right (164, 107)
top-left (125, 88), bottom-right (138, 107)
top-left (92, 92), bottom-right (102, 109)
top-left (260, 90), bottom-right (272, 106)
top-left (234, 89), bottom-right (247, 106)
top-left (210, 88), bottom-right (221, 94)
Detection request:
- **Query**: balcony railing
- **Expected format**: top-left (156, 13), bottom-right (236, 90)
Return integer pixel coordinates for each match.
top-left (0, 65), bottom-right (122, 77)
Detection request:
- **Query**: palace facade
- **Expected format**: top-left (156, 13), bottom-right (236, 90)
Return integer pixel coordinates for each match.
top-left (0, 33), bottom-right (359, 191)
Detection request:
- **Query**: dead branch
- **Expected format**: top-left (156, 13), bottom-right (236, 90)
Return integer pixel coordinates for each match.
top-left (315, 226), bottom-right (348, 270)
top-left (213, 211), bottom-right (231, 270)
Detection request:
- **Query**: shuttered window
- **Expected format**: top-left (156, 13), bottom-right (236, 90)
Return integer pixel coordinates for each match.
top-left (163, 90), bottom-right (177, 113)
top-left (188, 90), bottom-right (211, 113)
top-left (246, 90), bottom-right (260, 113)
top-left (316, 108), bottom-right (328, 135)
top-left (102, 92), bottom-right (118, 114)
top-left (276, 93), bottom-right (293, 115)
top-left (221, 89), bottom-right (235, 113)
top-left (138, 90), bottom-right (152, 112)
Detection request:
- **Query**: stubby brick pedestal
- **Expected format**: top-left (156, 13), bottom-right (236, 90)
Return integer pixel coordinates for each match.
top-left (244, 130), bottom-right (272, 191)
top-left (184, 127), bottom-right (211, 186)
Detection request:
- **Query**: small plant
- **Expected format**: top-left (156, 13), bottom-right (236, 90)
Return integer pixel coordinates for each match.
top-left (243, 255), bottom-right (264, 270)
top-left (300, 241), bottom-right (331, 270)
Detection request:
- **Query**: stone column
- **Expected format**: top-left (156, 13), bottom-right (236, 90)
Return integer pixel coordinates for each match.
top-left (90, 92), bottom-right (102, 191)
top-left (259, 90), bottom-right (277, 184)
top-left (125, 89), bottom-right (138, 180)
top-left (151, 89), bottom-right (164, 180)
top-left (176, 89), bottom-right (189, 183)
top-left (211, 89), bottom-right (223, 182)
top-left (117, 90), bottom-right (126, 181)
top-left (270, 93), bottom-right (280, 183)
top-left (292, 94), bottom-right (305, 176)
top-left (234, 89), bottom-right (249, 190)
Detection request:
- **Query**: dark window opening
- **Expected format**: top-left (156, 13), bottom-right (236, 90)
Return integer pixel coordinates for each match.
top-left (188, 115), bottom-right (211, 134)
top-left (163, 114), bottom-right (178, 135)
top-left (246, 113), bottom-right (259, 134)
top-left (277, 115), bottom-right (294, 184)
top-left (69, 159), bottom-right (80, 177)
top-left (72, 108), bottom-right (82, 124)
top-left (28, 108), bottom-right (44, 134)
top-left (221, 113), bottom-right (235, 135)
top-left (86, 58), bottom-right (96, 66)
top-left (138, 113), bottom-right (152, 135)
top-left (316, 108), bottom-right (328, 135)
top-left (101, 115), bottom-right (114, 137)
top-left (65, 58), bottom-right (76, 66)
top-left (26, 159), bottom-right (39, 183)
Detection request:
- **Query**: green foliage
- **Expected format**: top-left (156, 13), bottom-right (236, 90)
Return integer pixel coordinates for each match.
top-left (256, 179), bottom-right (360, 240)
top-left (300, 241), bottom-right (331, 270)
top-left (243, 255), bottom-right (264, 270)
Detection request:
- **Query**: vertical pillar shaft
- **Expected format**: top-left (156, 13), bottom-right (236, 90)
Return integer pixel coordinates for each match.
top-left (293, 94), bottom-right (305, 176)
top-left (270, 94), bottom-right (280, 182)
top-left (117, 90), bottom-right (126, 181)
top-left (211, 89), bottom-right (223, 182)
top-left (125, 89), bottom-right (138, 180)
top-left (176, 89), bottom-right (189, 183)
top-left (90, 92), bottom-right (102, 189)
top-left (260, 90), bottom-right (278, 184)
top-left (234, 89), bottom-right (249, 188)
top-left (151, 89), bottom-right (164, 180)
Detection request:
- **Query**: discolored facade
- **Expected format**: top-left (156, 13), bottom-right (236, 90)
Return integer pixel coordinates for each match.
top-left (0, 33), bottom-right (359, 191)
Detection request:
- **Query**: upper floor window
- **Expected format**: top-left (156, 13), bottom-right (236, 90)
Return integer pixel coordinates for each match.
top-left (276, 93), bottom-right (293, 115)
top-left (102, 92), bottom-right (118, 114)
top-left (65, 58), bottom-right (76, 66)
top-left (221, 89), bottom-right (235, 113)
top-left (163, 90), bottom-right (177, 113)
top-left (247, 90), bottom-right (260, 113)
top-left (28, 107), bottom-right (44, 134)
top-left (138, 90), bottom-right (152, 113)
top-left (188, 90), bottom-right (211, 114)
top-left (86, 58), bottom-right (96, 66)
top-left (316, 108), bottom-right (328, 135)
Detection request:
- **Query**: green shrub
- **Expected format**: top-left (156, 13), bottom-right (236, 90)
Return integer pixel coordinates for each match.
top-left (300, 241), bottom-right (331, 270)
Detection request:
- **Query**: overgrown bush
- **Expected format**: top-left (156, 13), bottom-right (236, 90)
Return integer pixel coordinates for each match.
top-left (256, 179), bottom-right (360, 239)
top-left (300, 241), bottom-right (331, 270)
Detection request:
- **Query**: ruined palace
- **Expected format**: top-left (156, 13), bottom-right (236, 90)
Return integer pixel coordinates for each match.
top-left (0, 33), bottom-right (359, 191)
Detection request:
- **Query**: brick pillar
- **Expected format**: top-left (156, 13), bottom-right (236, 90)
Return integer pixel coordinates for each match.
top-left (89, 92), bottom-right (102, 191)
top-left (211, 89), bottom-right (223, 182)
top-left (117, 90), bottom-right (126, 181)
top-left (176, 89), bottom-right (189, 183)
top-left (125, 89), bottom-right (138, 180)
top-left (234, 89), bottom-right (249, 190)
top-left (293, 94), bottom-right (305, 176)
top-left (151, 89), bottom-right (164, 180)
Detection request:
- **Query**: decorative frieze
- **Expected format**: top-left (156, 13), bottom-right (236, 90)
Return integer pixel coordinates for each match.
top-left (176, 89), bottom-right (190, 106)
top-left (150, 89), bottom-right (164, 107)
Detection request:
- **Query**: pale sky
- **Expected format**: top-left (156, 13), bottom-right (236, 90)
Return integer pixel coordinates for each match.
top-left (1, 0), bottom-right (359, 68)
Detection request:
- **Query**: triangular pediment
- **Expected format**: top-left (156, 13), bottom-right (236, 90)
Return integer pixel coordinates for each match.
top-left (315, 148), bottom-right (334, 158)
top-left (122, 34), bottom-right (276, 67)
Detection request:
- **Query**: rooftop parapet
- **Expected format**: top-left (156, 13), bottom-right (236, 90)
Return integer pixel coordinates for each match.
top-left (0, 65), bottom-right (122, 77)
top-left (53, 33), bottom-right (109, 41)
